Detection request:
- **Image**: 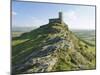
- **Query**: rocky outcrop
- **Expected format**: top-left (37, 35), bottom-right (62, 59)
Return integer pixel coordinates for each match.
top-left (12, 22), bottom-right (96, 74)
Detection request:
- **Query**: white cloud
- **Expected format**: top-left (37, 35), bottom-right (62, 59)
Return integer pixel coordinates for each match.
top-left (64, 11), bottom-right (77, 21)
top-left (31, 17), bottom-right (47, 27)
top-left (12, 11), bottom-right (17, 16)
top-left (63, 11), bottom-right (78, 29)
top-left (63, 10), bottom-right (95, 30)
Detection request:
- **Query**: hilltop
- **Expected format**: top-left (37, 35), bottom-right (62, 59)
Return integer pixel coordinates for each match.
top-left (12, 12), bottom-right (95, 74)
top-left (12, 22), bottom-right (95, 74)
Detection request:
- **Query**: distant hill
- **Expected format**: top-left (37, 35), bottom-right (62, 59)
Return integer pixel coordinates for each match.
top-left (12, 27), bottom-right (37, 32)
top-left (12, 22), bottom-right (96, 74)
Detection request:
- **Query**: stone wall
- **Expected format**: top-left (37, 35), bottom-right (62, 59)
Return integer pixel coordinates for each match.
top-left (49, 18), bottom-right (61, 24)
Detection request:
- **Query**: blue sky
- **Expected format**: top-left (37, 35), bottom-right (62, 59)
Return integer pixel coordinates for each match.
top-left (12, 1), bottom-right (95, 29)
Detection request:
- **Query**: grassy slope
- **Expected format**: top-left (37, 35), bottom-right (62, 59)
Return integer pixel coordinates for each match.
top-left (12, 23), bottom-right (96, 73)
top-left (52, 31), bottom-right (95, 71)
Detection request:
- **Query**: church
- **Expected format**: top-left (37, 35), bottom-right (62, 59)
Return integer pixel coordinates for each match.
top-left (49, 12), bottom-right (63, 24)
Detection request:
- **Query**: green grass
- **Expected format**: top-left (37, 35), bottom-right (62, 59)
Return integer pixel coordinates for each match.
top-left (12, 39), bottom-right (28, 46)
top-left (12, 37), bottom-right (47, 65)
top-left (72, 30), bottom-right (95, 46)
top-left (12, 24), bottom-right (96, 73)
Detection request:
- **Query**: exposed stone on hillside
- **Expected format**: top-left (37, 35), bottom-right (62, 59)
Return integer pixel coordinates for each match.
top-left (12, 21), bottom-right (95, 74)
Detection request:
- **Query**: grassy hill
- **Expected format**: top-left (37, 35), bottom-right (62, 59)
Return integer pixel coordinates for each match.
top-left (12, 22), bottom-right (96, 74)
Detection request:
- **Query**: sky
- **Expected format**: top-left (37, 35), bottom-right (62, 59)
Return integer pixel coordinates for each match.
top-left (12, 1), bottom-right (96, 29)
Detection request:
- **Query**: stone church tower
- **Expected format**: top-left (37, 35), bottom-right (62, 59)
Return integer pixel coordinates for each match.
top-left (59, 12), bottom-right (63, 24)
top-left (49, 12), bottom-right (63, 24)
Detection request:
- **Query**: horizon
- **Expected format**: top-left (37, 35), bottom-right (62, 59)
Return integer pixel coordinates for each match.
top-left (12, 26), bottom-right (96, 33)
top-left (12, 1), bottom-right (96, 30)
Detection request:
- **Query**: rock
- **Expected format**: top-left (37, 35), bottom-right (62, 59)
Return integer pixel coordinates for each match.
top-left (37, 45), bottom-right (57, 57)
top-left (47, 37), bottom-right (64, 44)
top-left (12, 19), bottom-right (95, 74)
